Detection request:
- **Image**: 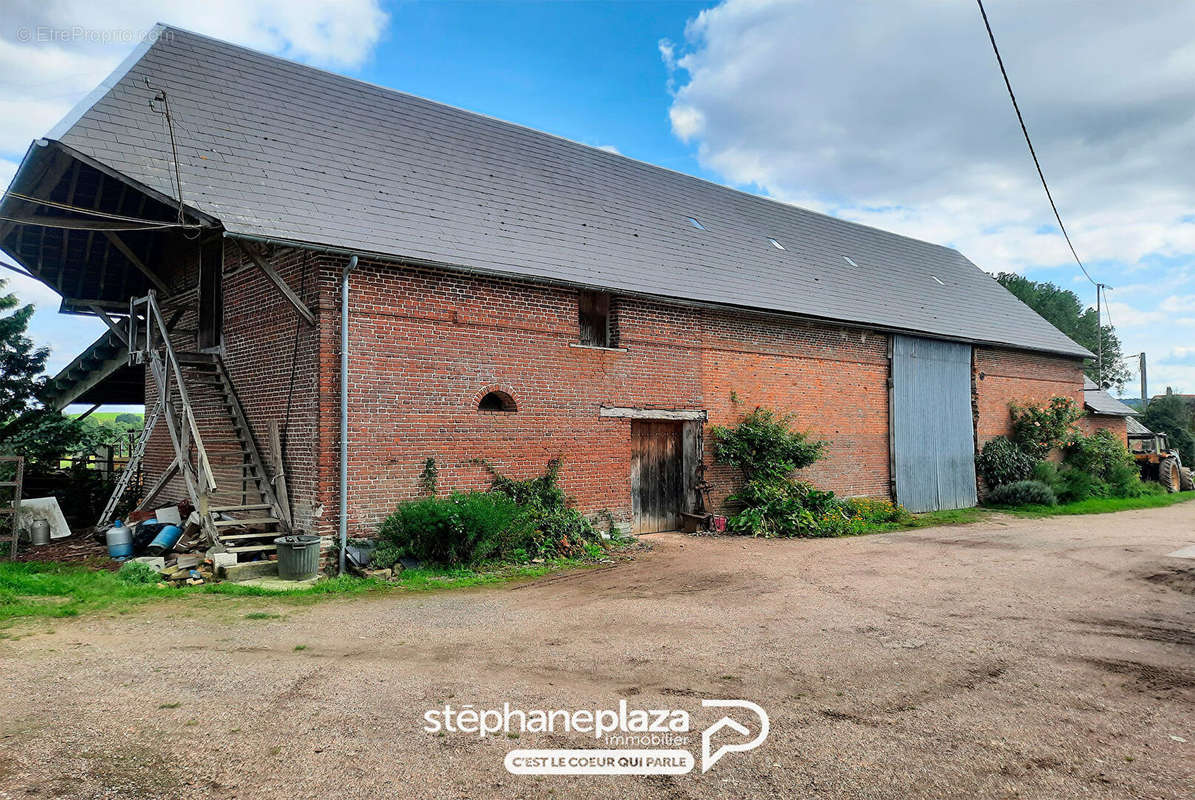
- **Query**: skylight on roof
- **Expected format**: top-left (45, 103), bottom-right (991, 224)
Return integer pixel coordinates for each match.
top-left (931, 275), bottom-right (945, 286)
top-left (687, 217), bottom-right (706, 230)
top-left (843, 256), bottom-right (858, 267)
top-left (768, 237), bottom-right (785, 250)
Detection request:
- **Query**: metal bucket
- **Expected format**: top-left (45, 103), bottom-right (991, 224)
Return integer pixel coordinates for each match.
top-left (29, 519), bottom-right (51, 546)
top-left (274, 535), bottom-right (321, 581)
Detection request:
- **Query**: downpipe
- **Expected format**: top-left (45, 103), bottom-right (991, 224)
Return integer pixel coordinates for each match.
top-left (339, 255), bottom-right (359, 576)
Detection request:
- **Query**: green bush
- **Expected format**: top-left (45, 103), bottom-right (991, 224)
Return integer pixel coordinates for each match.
top-left (1009, 397), bottom-right (1083, 460)
top-left (1065, 429), bottom-right (1147, 498)
top-left (984, 480), bottom-right (1058, 507)
top-left (371, 540), bottom-right (403, 570)
top-left (726, 478), bottom-right (836, 537)
top-left (726, 480), bottom-right (910, 538)
top-left (378, 460), bottom-right (606, 566)
top-left (711, 408), bottom-right (826, 480)
top-left (116, 560), bottom-right (159, 584)
top-left (378, 492), bottom-right (528, 566)
top-left (486, 457), bottom-right (568, 509)
top-left (977, 436), bottom-right (1036, 488)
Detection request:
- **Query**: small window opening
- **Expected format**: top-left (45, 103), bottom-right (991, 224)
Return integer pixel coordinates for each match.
top-left (768, 237), bottom-right (785, 250)
top-left (478, 391), bottom-right (517, 412)
top-left (687, 216), bottom-right (706, 230)
top-left (931, 275), bottom-right (945, 286)
top-left (578, 290), bottom-right (614, 347)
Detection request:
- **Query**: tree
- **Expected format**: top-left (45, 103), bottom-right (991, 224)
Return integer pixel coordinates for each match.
top-left (1142, 393), bottom-right (1195, 466)
top-left (0, 277), bottom-right (95, 466)
top-left (995, 273), bottom-right (1130, 391)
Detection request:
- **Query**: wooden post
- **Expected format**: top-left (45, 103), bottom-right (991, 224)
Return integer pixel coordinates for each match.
top-left (268, 420), bottom-right (292, 527)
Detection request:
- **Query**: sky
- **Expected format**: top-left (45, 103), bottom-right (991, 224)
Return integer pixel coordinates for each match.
top-left (2, 0), bottom-right (1193, 404)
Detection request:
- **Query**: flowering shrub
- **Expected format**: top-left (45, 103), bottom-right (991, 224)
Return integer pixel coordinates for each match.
top-left (1008, 396), bottom-right (1083, 460)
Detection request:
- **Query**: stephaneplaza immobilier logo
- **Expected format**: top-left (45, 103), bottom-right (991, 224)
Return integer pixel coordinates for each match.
top-left (423, 698), bottom-right (769, 775)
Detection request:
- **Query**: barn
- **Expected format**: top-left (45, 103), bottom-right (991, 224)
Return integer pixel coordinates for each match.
top-left (0, 25), bottom-right (1091, 547)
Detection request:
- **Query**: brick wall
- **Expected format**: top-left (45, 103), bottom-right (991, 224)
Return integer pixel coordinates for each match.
top-left (1081, 414), bottom-right (1128, 444)
top-left (315, 255), bottom-right (893, 537)
top-left (139, 247), bottom-right (1085, 537)
top-left (140, 242), bottom-right (324, 532)
top-left (973, 347), bottom-right (1085, 446)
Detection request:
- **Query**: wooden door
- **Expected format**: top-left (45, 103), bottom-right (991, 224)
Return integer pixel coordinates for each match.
top-left (197, 237), bottom-right (224, 352)
top-left (631, 421), bottom-right (683, 533)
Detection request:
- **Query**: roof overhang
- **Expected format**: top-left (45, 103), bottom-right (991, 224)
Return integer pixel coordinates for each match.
top-left (0, 138), bottom-right (217, 307)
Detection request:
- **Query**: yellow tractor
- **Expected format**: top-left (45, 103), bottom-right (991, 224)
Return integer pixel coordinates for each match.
top-left (1128, 418), bottom-right (1191, 492)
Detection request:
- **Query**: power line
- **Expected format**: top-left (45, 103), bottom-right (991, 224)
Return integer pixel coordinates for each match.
top-left (0, 214), bottom-right (183, 232)
top-left (3, 192), bottom-right (201, 228)
top-left (975, 0), bottom-right (1098, 289)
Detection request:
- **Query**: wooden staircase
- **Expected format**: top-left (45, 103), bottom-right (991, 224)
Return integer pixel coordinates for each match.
top-left (98, 292), bottom-right (291, 556)
top-left (174, 351), bottom-right (289, 555)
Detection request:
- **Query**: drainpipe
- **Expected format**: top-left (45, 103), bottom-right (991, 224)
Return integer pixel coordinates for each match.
top-left (338, 255), bottom-right (359, 576)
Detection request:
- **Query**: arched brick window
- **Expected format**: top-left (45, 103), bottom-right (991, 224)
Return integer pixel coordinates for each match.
top-left (478, 390), bottom-right (517, 413)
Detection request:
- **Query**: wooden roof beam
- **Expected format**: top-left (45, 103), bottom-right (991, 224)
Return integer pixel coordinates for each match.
top-left (102, 230), bottom-right (171, 294)
top-left (235, 239), bottom-right (316, 326)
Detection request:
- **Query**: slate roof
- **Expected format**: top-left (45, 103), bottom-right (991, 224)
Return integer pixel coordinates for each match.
top-left (1126, 417), bottom-right (1153, 436)
top-left (1083, 377), bottom-right (1138, 416)
top-left (41, 24), bottom-right (1090, 358)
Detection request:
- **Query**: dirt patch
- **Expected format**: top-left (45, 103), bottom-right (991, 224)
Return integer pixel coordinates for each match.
top-left (4, 508), bottom-right (1195, 799)
top-left (1082, 657), bottom-right (1195, 693)
top-left (1079, 617), bottom-right (1195, 648)
top-left (1141, 564), bottom-right (1195, 595)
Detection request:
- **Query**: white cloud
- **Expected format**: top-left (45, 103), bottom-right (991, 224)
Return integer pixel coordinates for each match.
top-left (664, 0), bottom-right (1195, 391)
top-left (595, 144), bottom-right (621, 155)
top-left (0, 0), bottom-right (389, 380)
top-left (0, 0), bottom-right (388, 161)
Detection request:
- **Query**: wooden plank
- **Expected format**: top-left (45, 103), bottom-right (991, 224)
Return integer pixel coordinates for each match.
top-left (600, 407), bottom-right (707, 421)
top-left (88, 305), bottom-right (129, 346)
top-left (267, 420), bottom-right (293, 527)
top-left (630, 424), bottom-right (643, 534)
top-left (681, 420), bottom-right (700, 514)
top-left (645, 423), bottom-right (660, 533)
top-left (235, 240), bottom-right (316, 326)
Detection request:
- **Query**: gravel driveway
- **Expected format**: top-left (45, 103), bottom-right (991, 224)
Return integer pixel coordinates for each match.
top-left (2, 506), bottom-right (1193, 799)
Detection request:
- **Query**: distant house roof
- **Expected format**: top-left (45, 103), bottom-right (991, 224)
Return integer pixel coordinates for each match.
top-left (1126, 417), bottom-right (1153, 436)
top-left (1084, 377), bottom-right (1137, 416)
top-left (13, 24), bottom-right (1090, 358)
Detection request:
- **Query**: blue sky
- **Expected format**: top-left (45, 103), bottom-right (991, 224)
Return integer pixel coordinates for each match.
top-left (2, 0), bottom-right (1193, 404)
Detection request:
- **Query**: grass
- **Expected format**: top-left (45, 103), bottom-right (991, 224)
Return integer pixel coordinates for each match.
top-left (995, 490), bottom-right (1195, 518)
top-left (843, 491), bottom-right (1194, 534)
top-left (67, 411), bottom-right (142, 423)
top-left (0, 552), bottom-right (622, 628)
top-left (891, 507), bottom-right (992, 530)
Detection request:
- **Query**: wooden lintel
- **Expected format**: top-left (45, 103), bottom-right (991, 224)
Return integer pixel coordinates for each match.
top-left (236, 240), bottom-right (316, 326)
top-left (599, 407), bottom-right (708, 421)
top-left (102, 231), bottom-right (172, 294)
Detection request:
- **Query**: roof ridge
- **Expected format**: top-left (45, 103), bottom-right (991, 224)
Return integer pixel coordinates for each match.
top-left (147, 22), bottom-right (964, 259)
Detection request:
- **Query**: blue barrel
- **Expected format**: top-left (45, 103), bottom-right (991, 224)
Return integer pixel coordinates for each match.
top-left (146, 524), bottom-right (183, 555)
top-left (106, 524), bottom-right (133, 559)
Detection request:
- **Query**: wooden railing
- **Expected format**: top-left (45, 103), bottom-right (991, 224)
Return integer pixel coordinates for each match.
top-left (128, 291), bottom-right (217, 510)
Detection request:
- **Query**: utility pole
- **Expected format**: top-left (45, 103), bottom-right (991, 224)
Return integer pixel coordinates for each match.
top-left (1139, 352), bottom-right (1148, 411)
top-left (1095, 283), bottom-right (1103, 388)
